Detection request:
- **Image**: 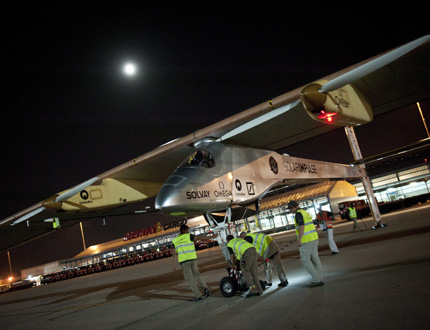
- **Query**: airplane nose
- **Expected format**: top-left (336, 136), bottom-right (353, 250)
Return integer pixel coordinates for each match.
top-left (155, 173), bottom-right (190, 215)
top-left (155, 183), bottom-right (178, 212)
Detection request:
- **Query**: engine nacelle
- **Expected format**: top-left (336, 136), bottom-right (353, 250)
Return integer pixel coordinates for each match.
top-left (300, 80), bottom-right (373, 126)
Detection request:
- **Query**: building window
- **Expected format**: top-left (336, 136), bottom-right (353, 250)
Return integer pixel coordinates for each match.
top-left (398, 166), bottom-right (430, 181)
top-left (371, 174), bottom-right (398, 187)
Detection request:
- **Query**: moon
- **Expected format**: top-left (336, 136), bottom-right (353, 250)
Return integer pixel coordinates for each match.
top-left (123, 63), bottom-right (137, 76)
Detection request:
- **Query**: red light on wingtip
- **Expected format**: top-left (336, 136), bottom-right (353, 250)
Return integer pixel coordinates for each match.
top-left (317, 110), bottom-right (338, 122)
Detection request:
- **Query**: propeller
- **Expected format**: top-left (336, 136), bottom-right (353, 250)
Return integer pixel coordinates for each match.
top-left (10, 206), bottom-right (47, 226)
top-left (300, 35), bottom-right (430, 124)
top-left (216, 100), bottom-right (301, 142)
top-left (320, 35), bottom-right (429, 93)
top-left (54, 177), bottom-right (98, 202)
top-left (11, 177), bottom-right (99, 226)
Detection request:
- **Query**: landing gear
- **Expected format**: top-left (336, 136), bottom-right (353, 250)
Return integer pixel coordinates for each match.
top-left (204, 207), bottom-right (267, 297)
top-left (219, 276), bottom-right (238, 297)
top-left (219, 266), bottom-right (266, 298)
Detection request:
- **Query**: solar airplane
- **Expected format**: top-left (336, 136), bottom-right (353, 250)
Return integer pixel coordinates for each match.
top-left (1, 35), bottom-right (429, 252)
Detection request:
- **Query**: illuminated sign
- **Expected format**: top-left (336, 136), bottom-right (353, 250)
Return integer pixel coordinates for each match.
top-left (124, 219), bottom-right (188, 241)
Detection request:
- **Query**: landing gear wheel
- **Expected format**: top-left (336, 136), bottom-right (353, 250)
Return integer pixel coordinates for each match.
top-left (219, 276), bottom-right (238, 297)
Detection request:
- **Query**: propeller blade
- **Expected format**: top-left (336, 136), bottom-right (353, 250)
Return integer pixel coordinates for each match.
top-left (320, 35), bottom-right (430, 93)
top-left (11, 206), bottom-right (46, 226)
top-left (216, 100), bottom-right (301, 142)
top-left (55, 177), bottom-right (99, 202)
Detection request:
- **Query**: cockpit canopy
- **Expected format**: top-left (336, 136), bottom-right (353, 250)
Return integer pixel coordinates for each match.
top-left (180, 149), bottom-right (215, 168)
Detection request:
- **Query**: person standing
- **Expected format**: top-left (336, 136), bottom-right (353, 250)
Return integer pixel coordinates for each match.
top-left (288, 200), bottom-right (324, 287)
top-left (316, 209), bottom-right (339, 255)
top-left (239, 231), bottom-right (289, 287)
top-left (226, 235), bottom-right (264, 297)
top-left (347, 205), bottom-right (360, 232)
top-left (172, 224), bottom-right (218, 302)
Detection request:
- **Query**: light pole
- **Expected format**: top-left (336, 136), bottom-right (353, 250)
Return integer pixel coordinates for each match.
top-left (80, 222), bottom-right (87, 250)
top-left (7, 251), bottom-right (13, 282)
top-left (417, 102), bottom-right (430, 138)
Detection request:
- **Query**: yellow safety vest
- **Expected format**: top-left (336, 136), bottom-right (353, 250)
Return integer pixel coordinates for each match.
top-left (295, 209), bottom-right (318, 244)
top-left (172, 233), bottom-right (196, 263)
top-left (227, 238), bottom-right (254, 260)
top-left (246, 233), bottom-right (273, 256)
top-left (348, 207), bottom-right (357, 218)
top-left (53, 217), bottom-right (60, 229)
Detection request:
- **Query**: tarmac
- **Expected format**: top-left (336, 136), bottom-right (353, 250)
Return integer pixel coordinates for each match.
top-left (0, 204), bottom-right (429, 330)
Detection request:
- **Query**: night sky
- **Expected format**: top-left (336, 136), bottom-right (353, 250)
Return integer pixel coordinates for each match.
top-left (0, 3), bottom-right (428, 280)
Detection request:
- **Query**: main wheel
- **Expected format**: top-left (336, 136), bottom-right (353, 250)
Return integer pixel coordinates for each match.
top-left (219, 277), bottom-right (238, 297)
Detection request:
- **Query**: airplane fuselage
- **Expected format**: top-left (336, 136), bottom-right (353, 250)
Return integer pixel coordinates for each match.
top-left (155, 141), bottom-right (365, 216)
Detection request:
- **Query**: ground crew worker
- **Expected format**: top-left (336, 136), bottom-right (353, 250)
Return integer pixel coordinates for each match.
top-left (172, 224), bottom-right (218, 301)
top-left (288, 200), bottom-right (324, 287)
top-left (347, 205), bottom-right (360, 232)
top-left (316, 209), bottom-right (339, 255)
top-left (239, 231), bottom-right (288, 287)
top-left (226, 235), bottom-right (264, 297)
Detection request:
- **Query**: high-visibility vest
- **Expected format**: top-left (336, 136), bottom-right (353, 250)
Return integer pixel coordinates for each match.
top-left (227, 238), bottom-right (254, 260)
top-left (172, 233), bottom-right (196, 263)
top-left (53, 217), bottom-right (60, 229)
top-left (295, 209), bottom-right (318, 244)
top-left (316, 211), bottom-right (333, 229)
top-left (348, 207), bottom-right (357, 218)
top-left (246, 233), bottom-right (273, 256)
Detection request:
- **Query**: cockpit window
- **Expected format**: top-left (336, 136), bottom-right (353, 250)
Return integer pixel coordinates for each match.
top-left (181, 149), bottom-right (215, 168)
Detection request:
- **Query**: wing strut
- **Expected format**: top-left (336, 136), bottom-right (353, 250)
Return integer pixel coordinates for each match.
top-left (344, 127), bottom-right (382, 224)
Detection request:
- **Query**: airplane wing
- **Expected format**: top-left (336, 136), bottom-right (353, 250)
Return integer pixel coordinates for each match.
top-left (1, 35), bottom-right (429, 252)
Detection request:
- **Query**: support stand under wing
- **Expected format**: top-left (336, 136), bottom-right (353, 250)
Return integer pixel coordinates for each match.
top-left (344, 126), bottom-right (382, 223)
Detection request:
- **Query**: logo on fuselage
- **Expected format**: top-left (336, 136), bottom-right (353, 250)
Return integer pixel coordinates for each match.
top-left (234, 179), bottom-right (255, 197)
top-left (283, 161), bottom-right (317, 174)
top-left (235, 179), bottom-right (242, 191)
top-left (80, 190), bottom-right (89, 200)
top-left (269, 156), bottom-right (278, 174)
top-left (79, 190), bottom-right (93, 205)
top-left (334, 88), bottom-right (350, 108)
top-left (246, 182), bottom-right (255, 195)
top-left (215, 181), bottom-right (232, 198)
top-left (186, 190), bottom-right (210, 199)
top-left (186, 182), bottom-right (232, 200)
